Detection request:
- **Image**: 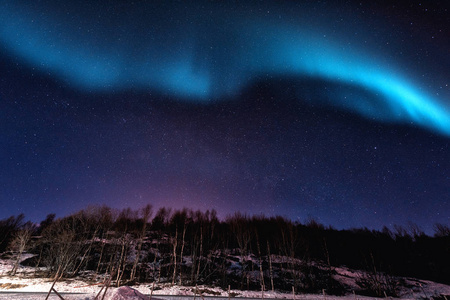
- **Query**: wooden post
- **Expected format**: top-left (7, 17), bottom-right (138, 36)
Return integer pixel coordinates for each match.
top-left (96, 268), bottom-right (115, 300)
top-left (101, 277), bottom-right (112, 300)
top-left (292, 286), bottom-right (295, 300)
top-left (95, 283), bottom-right (105, 300)
top-left (94, 278), bottom-right (111, 300)
top-left (45, 266), bottom-right (61, 300)
top-left (52, 287), bottom-right (65, 300)
top-left (150, 281), bottom-right (155, 300)
top-left (228, 285), bottom-right (231, 300)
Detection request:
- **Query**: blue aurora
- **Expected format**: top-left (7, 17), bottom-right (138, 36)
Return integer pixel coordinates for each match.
top-left (1, 1), bottom-right (448, 135)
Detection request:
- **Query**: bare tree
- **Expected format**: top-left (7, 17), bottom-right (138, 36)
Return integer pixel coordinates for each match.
top-left (9, 224), bottom-right (33, 276)
top-left (277, 218), bottom-right (299, 290)
top-left (169, 209), bottom-right (190, 285)
top-left (434, 223), bottom-right (450, 237)
top-left (255, 229), bottom-right (265, 293)
top-left (179, 224), bottom-right (187, 283)
top-left (152, 207), bottom-right (172, 283)
top-left (0, 214), bottom-right (25, 252)
top-left (228, 213), bottom-right (252, 289)
top-left (70, 208), bottom-right (102, 276)
top-left (130, 204), bottom-right (153, 282)
top-left (267, 241), bottom-right (274, 292)
top-left (171, 224), bottom-right (178, 286)
top-left (114, 207), bottom-right (138, 286)
top-left (407, 222), bottom-right (424, 240)
top-left (189, 210), bottom-right (205, 285)
top-left (41, 218), bottom-right (81, 279)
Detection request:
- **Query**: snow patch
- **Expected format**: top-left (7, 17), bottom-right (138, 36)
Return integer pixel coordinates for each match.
top-left (104, 286), bottom-right (152, 300)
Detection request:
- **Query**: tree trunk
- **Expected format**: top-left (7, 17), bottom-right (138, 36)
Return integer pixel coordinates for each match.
top-left (179, 223), bottom-right (187, 285)
top-left (95, 237), bottom-right (106, 276)
top-left (10, 228), bottom-right (31, 276)
top-left (116, 238), bottom-right (127, 286)
top-left (256, 232), bottom-right (265, 292)
top-left (10, 251), bottom-right (22, 276)
top-left (131, 206), bottom-right (151, 282)
top-left (195, 227), bottom-right (203, 283)
top-left (171, 226), bottom-right (178, 286)
top-left (267, 241), bottom-right (274, 292)
top-left (130, 238), bottom-right (142, 282)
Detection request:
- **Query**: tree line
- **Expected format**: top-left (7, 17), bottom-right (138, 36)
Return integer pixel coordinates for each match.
top-left (0, 205), bottom-right (449, 297)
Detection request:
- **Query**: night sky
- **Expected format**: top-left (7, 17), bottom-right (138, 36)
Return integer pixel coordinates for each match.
top-left (0, 1), bottom-right (448, 234)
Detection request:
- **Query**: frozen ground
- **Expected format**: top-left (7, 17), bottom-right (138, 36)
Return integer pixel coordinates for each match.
top-left (0, 256), bottom-right (449, 300)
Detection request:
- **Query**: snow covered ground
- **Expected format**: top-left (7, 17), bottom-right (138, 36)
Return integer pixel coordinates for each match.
top-left (0, 256), bottom-right (449, 300)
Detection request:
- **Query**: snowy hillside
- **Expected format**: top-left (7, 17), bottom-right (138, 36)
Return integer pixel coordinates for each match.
top-left (1, 208), bottom-right (449, 299)
top-left (0, 253), bottom-right (449, 300)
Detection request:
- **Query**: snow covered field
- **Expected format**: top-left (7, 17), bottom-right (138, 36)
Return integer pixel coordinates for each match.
top-left (1, 255), bottom-right (449, 300)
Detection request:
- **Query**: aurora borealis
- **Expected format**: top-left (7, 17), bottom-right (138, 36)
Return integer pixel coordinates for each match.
top-left (0, 1), bottom-right (448, 233)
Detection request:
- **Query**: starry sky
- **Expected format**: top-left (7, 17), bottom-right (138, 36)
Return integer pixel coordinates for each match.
top-left (0, 0), bottom-right (448, 233)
